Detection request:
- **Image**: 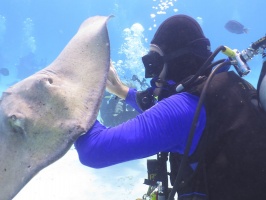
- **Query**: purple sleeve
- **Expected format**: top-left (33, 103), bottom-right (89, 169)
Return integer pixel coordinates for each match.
top-left (124, 88), bottom-right (143, 113)
top-left (74, 92), bottom-right (206, 168)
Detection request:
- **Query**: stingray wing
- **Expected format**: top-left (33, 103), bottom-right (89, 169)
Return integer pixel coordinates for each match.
top-left (0, 15), bottom-right (111, 200)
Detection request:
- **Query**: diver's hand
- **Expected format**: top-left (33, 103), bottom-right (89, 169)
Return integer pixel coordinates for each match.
top-left (106, 62), bottom-right (129, 99)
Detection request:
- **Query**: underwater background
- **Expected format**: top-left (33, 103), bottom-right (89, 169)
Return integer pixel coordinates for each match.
top-left (0, 0), bottom-right (265, 199)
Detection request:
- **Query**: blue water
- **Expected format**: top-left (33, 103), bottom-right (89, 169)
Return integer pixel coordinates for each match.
top-left (1, 0), bottom-right (265, 199)
top-left (1, 0), bottom-right (265, 89)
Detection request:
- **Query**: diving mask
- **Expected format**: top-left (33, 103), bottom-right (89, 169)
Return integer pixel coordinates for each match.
top-left (142, 38), bottom-right (211, 78)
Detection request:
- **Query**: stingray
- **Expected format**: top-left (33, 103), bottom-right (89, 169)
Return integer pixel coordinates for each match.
top-left (0, 15), bottom-right (111, 199)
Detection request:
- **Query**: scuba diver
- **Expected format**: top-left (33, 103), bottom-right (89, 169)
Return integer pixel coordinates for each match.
top-left (99, 91), bottom-right (138, 127)
top-left (74, 14), bottom-right (266, 200)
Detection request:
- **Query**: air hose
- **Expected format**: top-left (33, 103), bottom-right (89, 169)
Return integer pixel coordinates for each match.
top-left (167, 59), bottom-right (232, 200)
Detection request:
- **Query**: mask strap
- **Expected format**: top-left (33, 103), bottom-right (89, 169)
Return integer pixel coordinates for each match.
top-left (150, 44), bottom-right (164, 56)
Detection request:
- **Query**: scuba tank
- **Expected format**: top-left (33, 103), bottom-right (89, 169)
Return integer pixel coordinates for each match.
top-left (235, 35), bottom-right (266, 111)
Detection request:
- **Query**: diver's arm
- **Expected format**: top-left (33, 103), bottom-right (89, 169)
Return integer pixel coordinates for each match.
top-left (106, 62), bottom-right (129, 99)
top-left (124, 88), bottom-right (143, 113)
top-left (106, 62), bottom-right (152, 113)
top-left (75, 92), bottom-right (206, 168)
top-left (124, 88), bottom-right (157, 113)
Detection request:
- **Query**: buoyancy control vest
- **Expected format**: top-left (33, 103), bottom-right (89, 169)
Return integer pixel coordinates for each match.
top-left (170, 71), bottom-right (266, 200)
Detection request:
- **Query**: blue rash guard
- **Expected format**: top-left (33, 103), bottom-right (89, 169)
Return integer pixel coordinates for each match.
top-left (74, 88), bottom-right (206, 168)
